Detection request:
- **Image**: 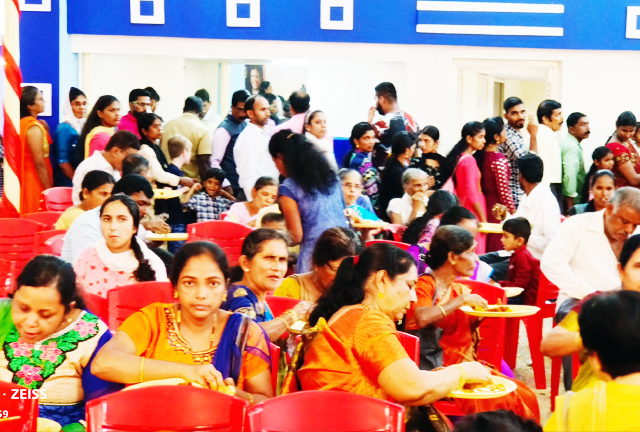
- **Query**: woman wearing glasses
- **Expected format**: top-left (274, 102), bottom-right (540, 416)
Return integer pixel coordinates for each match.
top-left (275, 227), bottom-right (362, 302)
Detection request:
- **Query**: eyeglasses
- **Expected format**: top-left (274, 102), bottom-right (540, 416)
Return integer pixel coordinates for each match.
top-left (133, 102), bottom-right (152, 108)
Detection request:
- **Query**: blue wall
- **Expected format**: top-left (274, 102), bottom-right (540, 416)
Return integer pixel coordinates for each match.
top-left (66, 0), bottom-right (640, 51)
top-left (21, 0), bottom-right (60, 132)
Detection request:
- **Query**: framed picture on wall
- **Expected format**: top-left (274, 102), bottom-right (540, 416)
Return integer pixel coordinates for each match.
top-left (245, 65), bottom-right (264, 95)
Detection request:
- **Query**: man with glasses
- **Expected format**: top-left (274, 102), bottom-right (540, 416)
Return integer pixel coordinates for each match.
top-left (118, 88), bottom-right (152, 139)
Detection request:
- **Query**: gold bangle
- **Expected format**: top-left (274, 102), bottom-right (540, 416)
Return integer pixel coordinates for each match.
top-left (437, 304), bottom-right (447, 318)
top-left (139, 357), bottom-right (145, 383)
top-left (247, 392), bottom-right (254, 405)
top-left (284, 309), bottom-right (298, 322)
top-left (275, 316), bottom-right (290, 328)
top-left (455, 364), bottom-right (466, 389)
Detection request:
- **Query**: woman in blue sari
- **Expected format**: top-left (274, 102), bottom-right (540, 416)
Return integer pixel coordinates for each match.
top-left (92, 242), bottom-right (273, 404)
top-left (0, 255), bottom-right (122, 428)
top-left (223, 229), bottom-right (313, 342)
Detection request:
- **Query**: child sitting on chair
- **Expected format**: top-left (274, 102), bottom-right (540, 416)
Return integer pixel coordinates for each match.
top-left (184, 168), bottom-right (236, 223)
top-left (498, 217), bottom-right (540, 305)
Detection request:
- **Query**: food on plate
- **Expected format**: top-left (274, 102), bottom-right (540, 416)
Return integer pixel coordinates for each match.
top-left (461, 381), bottom-right (507, 394)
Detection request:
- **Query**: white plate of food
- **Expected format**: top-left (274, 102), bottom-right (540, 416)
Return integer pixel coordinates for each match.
top-left (460, 304), bottom-right (540, 318)
top-left (504, 287), bottom-right (524, 298)
top-left (447, 376), bottom-right (517, 399)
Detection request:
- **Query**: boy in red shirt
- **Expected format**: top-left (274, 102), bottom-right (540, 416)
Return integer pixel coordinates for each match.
top-left (499, 217), bottom-right (540, 305)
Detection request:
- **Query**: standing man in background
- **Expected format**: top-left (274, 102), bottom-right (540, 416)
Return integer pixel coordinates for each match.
top-left (211, 90), bottom-right (250, 196)
top-left (534, 99), bottom-right (564, 211)
top-left (145, 87), bottom-right (160, 113)
top-left (118, 89), bottom-right (151, 139)
top-left (561, 112), bottom-right (590, 211)
top-left (368, 82), bottom-right (419, 168)
top-left (195, 88), bottom-right (223, 131)
top-left (161, 96), bottom-right (212, 180)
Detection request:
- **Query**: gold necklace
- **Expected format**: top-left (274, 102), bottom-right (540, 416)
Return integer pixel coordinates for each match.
top-left (176, 307), bottom-right (217, 347)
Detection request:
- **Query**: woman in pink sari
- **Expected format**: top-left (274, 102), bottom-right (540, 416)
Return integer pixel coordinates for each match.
top-left (444, 121), bottom-right (487, 254)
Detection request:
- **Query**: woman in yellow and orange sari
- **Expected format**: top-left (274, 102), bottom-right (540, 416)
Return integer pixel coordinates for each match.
top-left (405, 225), bottom-right (540, 421)
top-left (19, 86), bottom-right (53, 214)
top-left (298, 243), bottom-right (492, 404)
top-left (92, 241), bottom-right (273, 405)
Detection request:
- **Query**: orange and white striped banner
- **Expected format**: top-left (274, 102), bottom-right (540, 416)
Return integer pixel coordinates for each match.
top-left (1, 0), bottom-right (21, 217)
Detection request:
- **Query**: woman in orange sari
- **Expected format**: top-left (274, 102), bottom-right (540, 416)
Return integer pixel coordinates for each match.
top-left (92, 241), bottom-right (273, 404)
top-left (19, 86), bottom-right (53, 214)
top-left (405, 226), bottom-right (540, 421)
top-left (298, 243), bottom-right (491, 404)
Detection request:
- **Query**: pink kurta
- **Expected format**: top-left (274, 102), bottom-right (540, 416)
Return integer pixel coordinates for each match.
top-left (73, 247), bottom-right (136, 298)
top-left (455, 154), bottom-right (487, 254)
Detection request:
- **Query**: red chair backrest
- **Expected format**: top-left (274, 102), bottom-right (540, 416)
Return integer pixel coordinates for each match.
top-left (86, 385), bottom-right (249, 432)
top-left (21, 211), bottom-right (63, 231)
top-left (265, 295), bottom-right (301, 319)
top-left (33, 230), bottom-right (66, 256)
top-left (84, 292), bottom-right (109, 324)
top-left (269, 343), bottom-right (280, 395)
top-left (538, 272), bottom-right (560, 317)
top-left (462, 280), bottom-right (507, 368)
top-left (0, 382), bottom-right (38, 431)
top-left (365, 239), bottom-right (411, 250)
top-left (107, 282), bottom-right (174, 331)
top-left (42, 187), bottom-right (73, 212)
top-left (0, 219), bottom-right (45, 272)
top-left (187, 221), bottom-right (253, 266)
top-left (247, 391), bottom-right (405, 432)
top-left (0, 259), bottom-right (18, 298)
top-left (397, 331), bottom-right (420, 366)
top-left (383, 224), bottom-right (407, 242)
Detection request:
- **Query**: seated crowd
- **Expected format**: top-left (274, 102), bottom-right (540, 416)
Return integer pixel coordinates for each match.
top-left (8, 82), bottom-right (640, 431)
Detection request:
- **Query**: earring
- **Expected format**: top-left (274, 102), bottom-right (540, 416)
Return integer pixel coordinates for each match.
top-left (223, 291), bottom-right (228, 301)
top-left (173, 290), bottom-right (179, 299)
top-left (452, 261), bottom-right (457, 265)
top-left (377, 293), bottom-right (385, 300)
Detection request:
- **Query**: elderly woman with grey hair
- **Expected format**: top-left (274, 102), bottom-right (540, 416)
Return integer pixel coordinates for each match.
top-left (387, 168), bottom-right (431, 225)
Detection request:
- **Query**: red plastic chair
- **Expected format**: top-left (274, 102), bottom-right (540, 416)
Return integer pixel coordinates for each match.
top-left (86, 385), bottom-right (249, 432)
top-left (269, 343), bottom-right (280, 395)
top-left (504, 271), bottom-right (559, 389)
top-left (107, 281), bottom-right (174, 331)
top-left (84, 292), bottom-right (110, 324)
top-left (33, 230), bottom-right (66, 256)
top-left (265, 295), bottom-right (301, 319)
top-left (365, 239), bottom-right (411, 250)
top-left (42, 187), bottom-right (73, 212)
top-left (462, 280), bottom-right (507, 368)
top-left (550, 352), bottom-right (581, 411)
top-left (21, 211), bottom-right (63, 230)
top-left (0, 259), bottom-right (18, 297)
top-left (0, 382), bottom-right (38, 431)
top-left (0, 219), bottom-right (45, 272)
top-left (187, 221), bottom-right (253, 266)
top-left (247, 391), bottom-right (405, 432)
top-left (397, 331), bottom-right (420, 366)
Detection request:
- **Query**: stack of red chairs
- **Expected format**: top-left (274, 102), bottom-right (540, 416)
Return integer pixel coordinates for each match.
top-left (41, 187), bottom-right (73, 212)
top-left (0, 219), bottom-right (46, 275)
top-left (22, 211), bottom-right (62, 230)
top-left (187, 221), bottom-right (253, 266)
top-left (33, 230), bottom-right (66, 256)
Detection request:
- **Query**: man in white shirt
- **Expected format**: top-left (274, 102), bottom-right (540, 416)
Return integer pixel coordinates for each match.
top-left (71, 130), bottom-right (140, 205)
top-left (234, 95), bottom-right (279, 200)
top-left (387, 168), bottom-right (429, 225)
top-left (534, 99), bottom-right (564, 210)
top-left (541, 187), bottom-right (640, 315)
top-left (494, 154), bottom-right (561, 260)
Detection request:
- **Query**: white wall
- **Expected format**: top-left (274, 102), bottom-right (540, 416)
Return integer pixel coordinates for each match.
top-left (72, 35), bottom-right (640, 162)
